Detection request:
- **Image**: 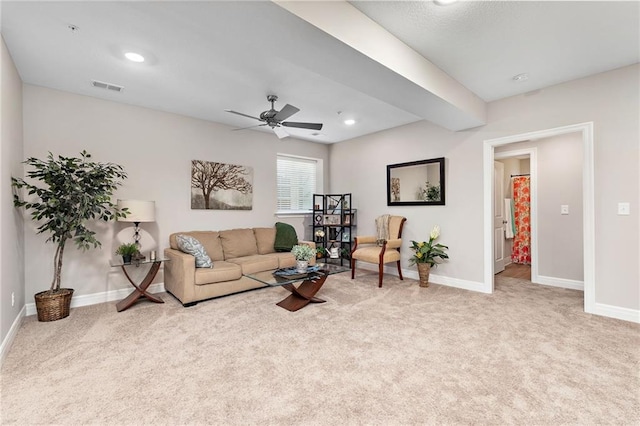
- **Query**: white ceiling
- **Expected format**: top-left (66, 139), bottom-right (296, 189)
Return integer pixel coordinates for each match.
top-left (2, 1), bottom-right (638, 144)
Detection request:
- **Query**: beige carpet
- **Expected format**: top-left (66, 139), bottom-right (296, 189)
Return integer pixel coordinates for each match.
top-left (1, 271), bottom-right (639, 425)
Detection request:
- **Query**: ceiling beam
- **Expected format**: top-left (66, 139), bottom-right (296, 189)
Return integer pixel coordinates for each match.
top-left (274, 0), bottom-right (486, 131)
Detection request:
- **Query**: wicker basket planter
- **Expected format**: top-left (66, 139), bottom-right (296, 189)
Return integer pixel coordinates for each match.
top-left (417, 264), bottom-right (431, 288)
top-left (34, 288), bottom-right (74, 322)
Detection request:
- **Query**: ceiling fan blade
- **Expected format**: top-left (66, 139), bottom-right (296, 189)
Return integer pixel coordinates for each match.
top-left (225, 109), bottom-right (262, 121)
top-left (273, 126), bottom-right (289, 139)
top-left (232, 124), bottom-right (268, 131)
top-left (281, 121), bottom-right (323, 131)
top-left (274, 104), bottom-right (300, 121)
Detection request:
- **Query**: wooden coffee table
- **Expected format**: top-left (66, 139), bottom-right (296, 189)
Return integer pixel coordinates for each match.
top-left (244, 263), bottom-right (349, 312)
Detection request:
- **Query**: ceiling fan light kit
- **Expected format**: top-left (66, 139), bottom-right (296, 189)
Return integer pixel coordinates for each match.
top-left (226, 95), bottom-right (323, 139)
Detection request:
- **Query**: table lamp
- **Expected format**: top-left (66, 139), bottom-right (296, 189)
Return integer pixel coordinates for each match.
top-left (117, 200), bottom-right (156, 256)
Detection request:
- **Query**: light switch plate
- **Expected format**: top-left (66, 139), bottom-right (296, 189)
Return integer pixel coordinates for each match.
top-left (618, 202), bottom-right (630, 215)
top-left (561, 205), bottom-right (569, 215)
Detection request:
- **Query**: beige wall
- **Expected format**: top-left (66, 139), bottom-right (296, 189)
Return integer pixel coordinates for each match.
top-left (1, 37), bottom-right (25, 345)
top-left (330, 64), bottom-right (639, 311)
top-left (22, 85), bottom-right (330, 298)
top-left (497, 133), bottom-right (583, 282)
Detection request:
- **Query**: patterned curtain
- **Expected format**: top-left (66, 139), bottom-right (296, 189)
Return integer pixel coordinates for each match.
top-left (511, 176), bottom-right (531, 264)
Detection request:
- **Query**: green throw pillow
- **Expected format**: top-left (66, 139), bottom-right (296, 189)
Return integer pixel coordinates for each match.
top-left (274, 222), bottom-right (298, 252)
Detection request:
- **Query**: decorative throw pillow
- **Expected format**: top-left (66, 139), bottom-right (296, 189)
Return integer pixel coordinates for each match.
top-left (274, 222), bottom-right (298, 252)
top-left (176, 234), bottom-right (213, 268)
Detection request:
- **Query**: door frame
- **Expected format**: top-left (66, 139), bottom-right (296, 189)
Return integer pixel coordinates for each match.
top-left (483, 122), bottom-right (595, 314)
top-left (494, 148), bottom-right (538, 284)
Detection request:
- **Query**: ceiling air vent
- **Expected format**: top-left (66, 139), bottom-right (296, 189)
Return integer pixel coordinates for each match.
top-left (91, 80), bottom-right (124, 93)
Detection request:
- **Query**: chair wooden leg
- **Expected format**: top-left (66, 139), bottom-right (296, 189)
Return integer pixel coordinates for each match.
top-left (378, 263), bottom-right (384, 287)
top-left (397, 261), bottom-right (403, 280)
top-left (351, 259), bottom-right (356, 279)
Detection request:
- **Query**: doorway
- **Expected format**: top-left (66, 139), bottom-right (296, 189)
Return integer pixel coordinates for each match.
top-left (483, 122), bottom-right (595, 314)
top-left (494, 148), bottom-right (537, 282)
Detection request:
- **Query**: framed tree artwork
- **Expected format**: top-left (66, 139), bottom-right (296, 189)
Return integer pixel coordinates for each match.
top-left (191, 160), bottom-right (253, 210)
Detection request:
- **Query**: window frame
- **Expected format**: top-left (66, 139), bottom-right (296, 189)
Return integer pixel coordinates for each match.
top-left (276, 154), bottom-right (323, 215)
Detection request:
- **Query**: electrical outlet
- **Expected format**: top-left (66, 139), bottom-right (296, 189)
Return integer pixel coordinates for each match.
top-left (11, 292), bottom-right (15, 307)
top-left (561, 205), bottom-right (569, 215)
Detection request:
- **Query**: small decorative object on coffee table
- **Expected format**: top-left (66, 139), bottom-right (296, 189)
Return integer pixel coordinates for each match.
top-left (291, 244), bottom-right (314, 273)
top-left (111, 258), bottom-right (169, 312)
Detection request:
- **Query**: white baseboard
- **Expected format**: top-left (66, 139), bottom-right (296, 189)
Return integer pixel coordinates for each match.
top-left (356, 263), bottom-right (489, 293)
top-left (534, 275), bottom-right (584, 291)
top-left (1, 305), bottom-right (26, 366)
top-left (593, 303), bottom-right (640, 324)
top-left (25, 283), bottom-right (165, 316)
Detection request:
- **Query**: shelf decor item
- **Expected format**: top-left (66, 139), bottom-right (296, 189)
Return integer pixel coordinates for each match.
top-left (408, 225), bottom-right (450, 288)
top-left (12, 151), bottom-right (128, 321)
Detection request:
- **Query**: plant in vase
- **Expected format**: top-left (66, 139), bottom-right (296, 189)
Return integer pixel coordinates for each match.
top-left (115, 243), bottom-right (139, 264)
top-left (316, 246), bottom-right (328, 259)
top-left (408, 225), bottom-right (449, 288)
top-left (291, 244), bottom-right (315, 273)
top-left (12, 151), bottom-right (128, 321)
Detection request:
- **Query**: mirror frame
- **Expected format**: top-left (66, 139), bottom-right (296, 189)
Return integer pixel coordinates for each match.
top-left (386, 157), bottom-right (445, 206)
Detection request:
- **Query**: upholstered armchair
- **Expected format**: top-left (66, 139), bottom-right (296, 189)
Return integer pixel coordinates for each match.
top-left (351, 215), bottom-right (407, 287)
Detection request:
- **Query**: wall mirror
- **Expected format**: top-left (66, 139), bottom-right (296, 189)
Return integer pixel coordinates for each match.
top-left (387, 157), bottom-right (445, 206)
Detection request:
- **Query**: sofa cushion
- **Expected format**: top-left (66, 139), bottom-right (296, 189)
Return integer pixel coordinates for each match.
top-left (194, 261), bottom-right (242, 285)
top-left (274, 222), bottom-right (298, 252)
top-left (265, 252), bottom-right (297, 269)
top-left (253, 227), bottom-right (277, 254)
top-left (170, 231), bottom-right (224, 261)
top-left (219, 228), bottom-right (259, 259)
top-left (176, 234), bottom-right (213, 268)
top-left (226, 255), bottom-right (279, 275)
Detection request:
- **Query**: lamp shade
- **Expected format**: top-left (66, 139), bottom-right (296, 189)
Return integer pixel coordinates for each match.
top-left (117, 200), bottom-right (155, 223)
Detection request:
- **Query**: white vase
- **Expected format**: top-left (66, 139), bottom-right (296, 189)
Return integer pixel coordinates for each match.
top-left (296, 260), bottom-right (309, 273)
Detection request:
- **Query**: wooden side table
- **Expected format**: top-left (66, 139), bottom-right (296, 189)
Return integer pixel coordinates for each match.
top-left (110, 258), bottom-right (169, 312)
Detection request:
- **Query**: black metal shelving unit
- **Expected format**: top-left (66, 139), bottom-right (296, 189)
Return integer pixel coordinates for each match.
top-left (312, 193), bottom-right (356, 267)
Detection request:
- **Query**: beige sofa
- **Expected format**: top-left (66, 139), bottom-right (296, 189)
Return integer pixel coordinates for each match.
top-left (164, 227), bottom-right (315, 306)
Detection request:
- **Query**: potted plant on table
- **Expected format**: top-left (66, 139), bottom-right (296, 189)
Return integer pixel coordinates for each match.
top-left (115, 243), bottom-right (139, 264)
top-left (408, 225), bottom-right (449, 288)
top-left (12, 151), bottom-right (128, 321)
top-left (291, 244), bottom-right (315, 273)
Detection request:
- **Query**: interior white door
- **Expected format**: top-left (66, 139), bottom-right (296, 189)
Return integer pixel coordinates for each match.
top-left (493, 161), bottom-right (506, 274)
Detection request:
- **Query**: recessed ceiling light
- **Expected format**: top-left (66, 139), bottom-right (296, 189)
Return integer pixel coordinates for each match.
top-left (513, 73), bottom-right (529, 82)
top-left (124, 52), bottom-right (145, 63)
top-left (344, 119), bottom-right (356, 125)
top-left (434, 0), bottom-right (458, 5)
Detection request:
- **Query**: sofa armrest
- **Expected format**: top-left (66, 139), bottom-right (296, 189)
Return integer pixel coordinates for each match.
top-left (163, 248), bottom-right (197, 304)
top-left (298, 240), bottom-right (317, 265)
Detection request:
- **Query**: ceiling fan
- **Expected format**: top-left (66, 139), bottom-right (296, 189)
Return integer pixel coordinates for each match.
top-left (225, 95), bottom-right (323, 139)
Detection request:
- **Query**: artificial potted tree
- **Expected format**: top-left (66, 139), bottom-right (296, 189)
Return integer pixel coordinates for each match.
top-left (12, 151), bottom-right (128, 321)
top-left (408, 225), bottom-right (449, 288)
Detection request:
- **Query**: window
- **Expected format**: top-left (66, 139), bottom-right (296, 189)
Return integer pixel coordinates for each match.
top-left (277, 154), bottom-right (321, 213)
